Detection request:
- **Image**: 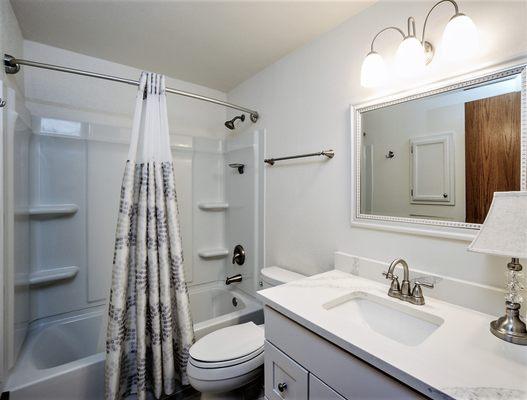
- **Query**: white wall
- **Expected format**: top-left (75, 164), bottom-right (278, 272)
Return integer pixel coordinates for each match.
top-left (227, 1), bottom-right (527, 301)
top-left (363, 100), bottom-right (466, 221)
top-left (23, 40), bottom-right (229, 138)
top-left (0, 0), bottom-right (25, 95)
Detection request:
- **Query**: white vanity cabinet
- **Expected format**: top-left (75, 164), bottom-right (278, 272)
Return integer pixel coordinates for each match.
top-left (264, 306), bottom-right (427, 400)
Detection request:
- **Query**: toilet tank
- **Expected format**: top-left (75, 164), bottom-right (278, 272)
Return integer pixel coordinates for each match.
top-left (260, 266), bottom-right (306, 289)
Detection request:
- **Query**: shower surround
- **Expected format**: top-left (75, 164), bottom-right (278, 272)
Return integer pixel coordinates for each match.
top-left (4, 107), bottom-right (264, 398)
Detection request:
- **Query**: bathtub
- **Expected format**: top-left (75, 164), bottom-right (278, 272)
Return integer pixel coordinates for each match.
top-left (5, 285), bottom-right (263, 399)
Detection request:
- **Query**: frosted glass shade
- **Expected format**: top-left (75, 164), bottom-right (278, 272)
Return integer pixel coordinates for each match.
top-left (442, 13), bottom-right (479, 61)
top-left (395, 36), bottom-right (425, 78)
top-left (468, 192), bottom-right (527, 259)
top-left (360, 52), bottom-right (387, 88)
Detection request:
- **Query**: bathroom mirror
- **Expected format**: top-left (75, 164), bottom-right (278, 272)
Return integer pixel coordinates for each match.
top-left (351, 64), bottom-right (526, 239)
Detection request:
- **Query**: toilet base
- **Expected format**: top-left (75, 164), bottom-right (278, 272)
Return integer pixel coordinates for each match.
top-left (189, 367), bottom-right (263, 397)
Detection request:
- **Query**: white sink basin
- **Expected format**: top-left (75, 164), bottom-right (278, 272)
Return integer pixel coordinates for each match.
top-left (323, 291), bottom-right (444, 346)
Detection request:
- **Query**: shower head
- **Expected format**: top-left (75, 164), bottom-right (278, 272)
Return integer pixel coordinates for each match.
top-left (225, 114), bottom-right (245, 130)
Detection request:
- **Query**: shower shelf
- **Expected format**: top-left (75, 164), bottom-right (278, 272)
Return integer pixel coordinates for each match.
top-left (28, 204), bottom-right (78, 217)
top-left (198, 249), bottom-right (229, 259)
top-left (198, 202), bottom-right (229, 211)
top-left (28, 266), bottom-right (79, 287)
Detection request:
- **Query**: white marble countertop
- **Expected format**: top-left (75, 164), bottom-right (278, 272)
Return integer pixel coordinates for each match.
top-left (257, 270), bottom-right (527, 400)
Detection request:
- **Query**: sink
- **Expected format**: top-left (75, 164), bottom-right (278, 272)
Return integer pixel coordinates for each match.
top-left (323, 291), bottom-right (444, 346)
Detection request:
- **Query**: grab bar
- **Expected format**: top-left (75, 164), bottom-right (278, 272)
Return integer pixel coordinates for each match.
top-left (264, 150), bottom-right (334, 165)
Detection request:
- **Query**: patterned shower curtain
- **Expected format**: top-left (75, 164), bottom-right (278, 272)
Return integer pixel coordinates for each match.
top-left (105, 72), bottom-right (195, 400)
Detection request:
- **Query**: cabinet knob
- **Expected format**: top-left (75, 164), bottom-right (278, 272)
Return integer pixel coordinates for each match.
top-left (278, 382), bottom-right (287, 392)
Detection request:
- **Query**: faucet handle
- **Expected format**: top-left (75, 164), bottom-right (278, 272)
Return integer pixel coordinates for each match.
top-left (382, 271), bottom-right (398, 280)
top-left (409, 279), bottom-right (435, 305)
top-left (411, 275), bottom-right (437, 289)
top-left (414, 280), bottom-right (434, 289)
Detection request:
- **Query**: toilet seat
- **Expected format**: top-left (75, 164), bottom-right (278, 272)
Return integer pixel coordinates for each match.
top-left (187, 322), bottom-right (265, 386)
top-left (187, 348), bottom-right (264, 382)
top-left (189, 346), bottom-right (264, 369)
top-left (189, 322), bottom-right (264, 363)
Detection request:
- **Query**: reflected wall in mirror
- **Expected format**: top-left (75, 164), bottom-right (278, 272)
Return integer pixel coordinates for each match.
top-left (353, 65), bottom-right (526, 232)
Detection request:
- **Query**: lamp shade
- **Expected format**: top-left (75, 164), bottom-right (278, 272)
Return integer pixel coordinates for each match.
top-left (468, 192), bottom-right (527, 259)
top-left (360, 51), bottom-right (387, 88)
top-left (442, 13), bottom-right (479, 61)
top-left (395, 36), bottom-right (425, 78)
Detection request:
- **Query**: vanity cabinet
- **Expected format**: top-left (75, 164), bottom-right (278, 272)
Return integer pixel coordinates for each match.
top-left (265, 341), bottom-right (308, 400)
top-left (264, 306), bottom-right (427, 400)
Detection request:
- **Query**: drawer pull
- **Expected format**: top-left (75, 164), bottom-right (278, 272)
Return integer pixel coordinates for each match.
top-left (278, 382), bottom-right (288, 392)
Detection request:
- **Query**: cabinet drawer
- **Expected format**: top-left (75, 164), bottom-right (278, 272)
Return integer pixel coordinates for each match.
top-left (309, 374), bottom-right (346, 400)
top-left (265, 340), bottom-right (308, 400)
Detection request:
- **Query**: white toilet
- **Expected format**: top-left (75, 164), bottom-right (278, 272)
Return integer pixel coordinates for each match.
top-left (187, 266), bottom-right (306, 396)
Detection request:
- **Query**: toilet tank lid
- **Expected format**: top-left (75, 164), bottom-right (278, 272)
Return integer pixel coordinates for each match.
top-left (261, 266), bottom-right (306, 286)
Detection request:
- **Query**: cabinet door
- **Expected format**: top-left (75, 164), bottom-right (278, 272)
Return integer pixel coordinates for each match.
top-left (410, 133), bottom-right (454, 205)
top-left (309, 374), bottom-right (346, 400)
top-left (265, 341), bottom-right (308, 400)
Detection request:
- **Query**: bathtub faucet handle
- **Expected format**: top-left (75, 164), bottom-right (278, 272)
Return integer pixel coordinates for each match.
top-left (232, 244), bottom-right (245, 265)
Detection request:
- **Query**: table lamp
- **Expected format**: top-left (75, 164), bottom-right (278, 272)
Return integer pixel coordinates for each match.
top-left (468, 191), bottom-right (527, 345)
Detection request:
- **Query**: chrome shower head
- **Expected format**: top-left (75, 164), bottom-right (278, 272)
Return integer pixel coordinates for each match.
top-left (225, 114), bottom-right (245, 130)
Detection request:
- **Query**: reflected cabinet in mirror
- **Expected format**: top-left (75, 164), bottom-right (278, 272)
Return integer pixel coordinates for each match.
top-left (352, 64), bottom-right (526, 238)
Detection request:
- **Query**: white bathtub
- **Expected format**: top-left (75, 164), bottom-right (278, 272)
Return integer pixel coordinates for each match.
top-left (5, 285), bottom-right (262, 399)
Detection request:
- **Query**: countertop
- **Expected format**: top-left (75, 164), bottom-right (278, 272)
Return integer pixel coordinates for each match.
top-left (257, 270), bottom-right (527, 400)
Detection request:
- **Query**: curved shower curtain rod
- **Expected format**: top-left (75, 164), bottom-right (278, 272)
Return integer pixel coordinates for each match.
top-left (3, 54), bottom-right (259, 123)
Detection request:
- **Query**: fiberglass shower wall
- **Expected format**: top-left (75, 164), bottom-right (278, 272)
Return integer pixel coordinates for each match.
top-left (26, 119), bottom-right (195, 322)
top-left (224, 130), bottom-right (265, 295)
top-left (7, 106), bottom-right (32, 369)
top-left (16, 117), bottom-right (263, 328)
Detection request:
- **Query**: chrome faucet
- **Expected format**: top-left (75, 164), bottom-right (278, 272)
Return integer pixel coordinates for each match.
top-left (225, 274), bottom-right (242, 285)
top-left (383, 258), bottom-right (434, 305)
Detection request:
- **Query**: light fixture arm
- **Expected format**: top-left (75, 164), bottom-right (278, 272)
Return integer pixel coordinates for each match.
top-left (421, 0), bottom-right (460, 44)
top-left (407, 17), bottom-right (418, 37)
top-left (369, 26), bottom-right (406, 53)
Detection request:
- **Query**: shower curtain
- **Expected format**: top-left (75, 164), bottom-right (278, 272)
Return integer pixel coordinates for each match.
top-left (105, 72), bottom-right (195, 400)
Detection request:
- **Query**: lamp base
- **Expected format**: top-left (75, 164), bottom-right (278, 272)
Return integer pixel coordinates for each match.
top-left (490, 302), bottom-right (527, 345)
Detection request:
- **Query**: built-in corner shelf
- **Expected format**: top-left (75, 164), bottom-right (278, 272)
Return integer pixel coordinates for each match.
top-left (198, 202), bottom-right (229, 211)
top-left (29, 204), bottom-right (78, 217)
top-left (29, 266), bottom-right (79, 287)
top-left (198, 249), bottom-right (229, 259)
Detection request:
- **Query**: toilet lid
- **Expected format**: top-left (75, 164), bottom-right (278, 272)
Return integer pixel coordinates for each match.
top-left (189, 322), bottom-right (264, 363)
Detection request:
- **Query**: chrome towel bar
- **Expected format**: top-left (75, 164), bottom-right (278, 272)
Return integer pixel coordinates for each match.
top-left (264, 150), bottom-right (334, 165)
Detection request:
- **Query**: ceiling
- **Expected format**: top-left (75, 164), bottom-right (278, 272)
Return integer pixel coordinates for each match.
top-left (10, 0), bottom-right (374, 92)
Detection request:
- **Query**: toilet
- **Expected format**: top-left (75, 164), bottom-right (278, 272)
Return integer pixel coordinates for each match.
top-left (187, 266), bottom-right (306, 396)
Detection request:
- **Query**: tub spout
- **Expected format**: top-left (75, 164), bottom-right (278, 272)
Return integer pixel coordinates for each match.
top-left (225, 274), bottom-right (242, 285)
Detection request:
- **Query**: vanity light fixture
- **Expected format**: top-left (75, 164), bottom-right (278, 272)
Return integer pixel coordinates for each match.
top-left (360, 0), bottom-right (478, 88)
